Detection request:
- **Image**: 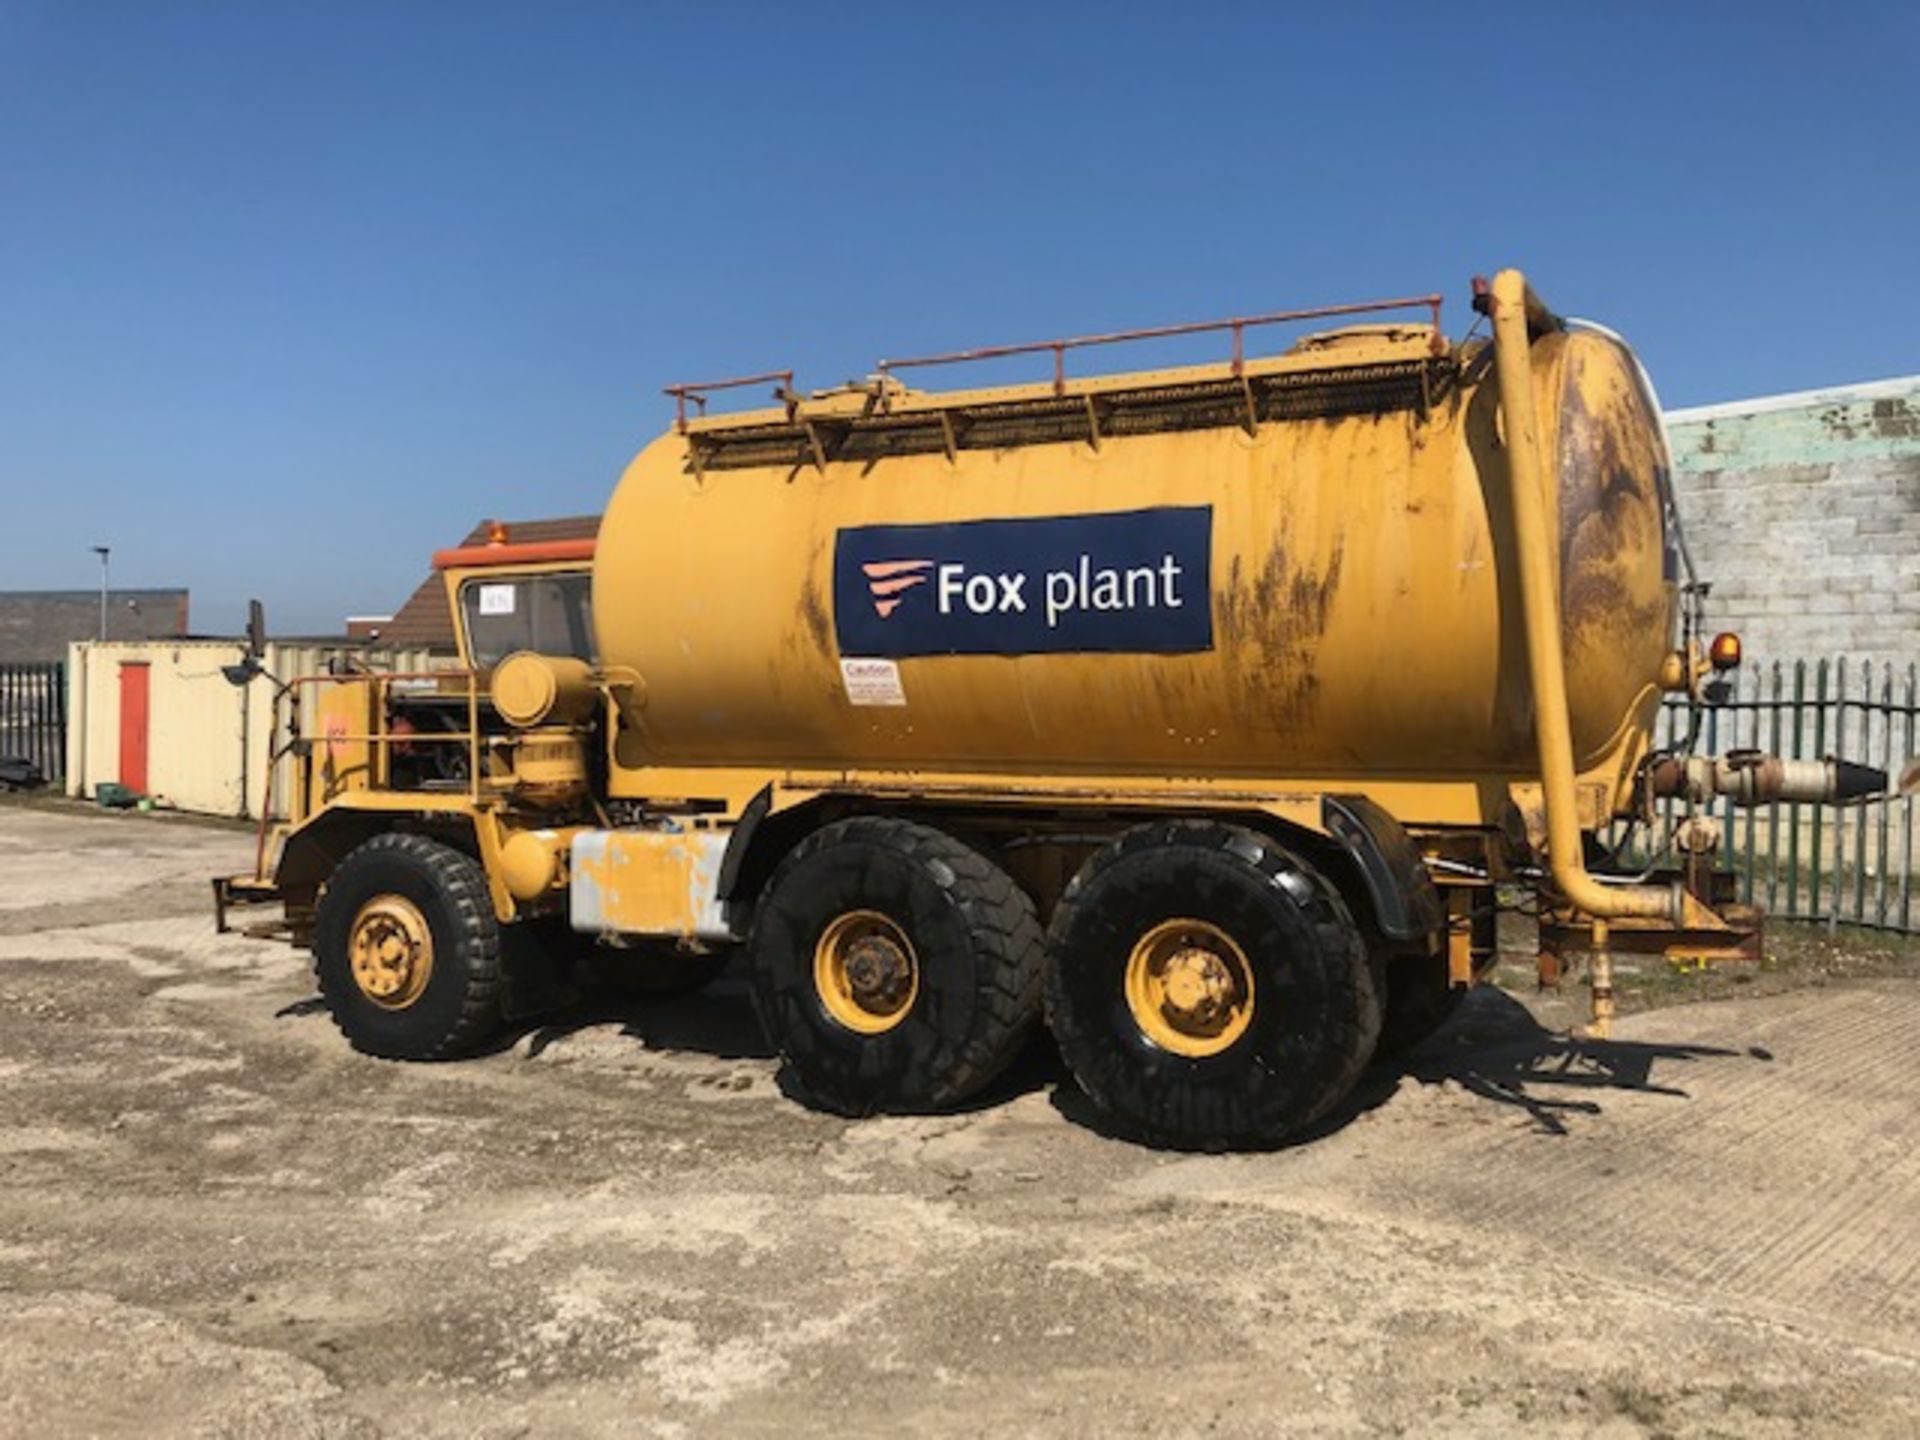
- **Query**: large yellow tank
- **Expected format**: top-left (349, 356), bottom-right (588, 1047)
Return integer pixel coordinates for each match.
top-left (593, 321), bottom-right (1675, 812)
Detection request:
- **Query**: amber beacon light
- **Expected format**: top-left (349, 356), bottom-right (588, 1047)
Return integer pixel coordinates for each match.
top-left (1708, 632), bottom-right (1743, 671)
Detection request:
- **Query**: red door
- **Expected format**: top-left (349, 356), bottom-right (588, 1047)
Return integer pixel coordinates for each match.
top-left (118, 662), bottom-right (150, 794)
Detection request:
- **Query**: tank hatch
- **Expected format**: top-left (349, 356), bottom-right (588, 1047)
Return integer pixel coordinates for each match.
top-left (1288, 322), bottom-right (1440, 354)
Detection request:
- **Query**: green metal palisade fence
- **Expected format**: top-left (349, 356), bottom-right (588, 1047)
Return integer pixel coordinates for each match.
top-left (0, 661), bottom-right (67, 785)
top-left (1634, 661), bottom-right (1918, 935)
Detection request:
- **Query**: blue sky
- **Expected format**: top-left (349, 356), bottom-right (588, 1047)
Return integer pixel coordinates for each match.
top-left (2, 2), bottom-right (1915, 634)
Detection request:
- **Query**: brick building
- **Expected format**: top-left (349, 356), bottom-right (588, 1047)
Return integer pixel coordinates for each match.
top-left (0, 589), bottom-right (189, 663)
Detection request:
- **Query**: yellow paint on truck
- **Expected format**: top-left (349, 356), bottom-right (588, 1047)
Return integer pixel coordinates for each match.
top-left (594, 322), bottom-right (1673, 823)
top-left (220, 272), bottom-right (1881, 1146)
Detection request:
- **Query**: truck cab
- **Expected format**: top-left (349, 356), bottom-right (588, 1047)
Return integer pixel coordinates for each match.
top-left (215, 532), bottom-right (600, 928)
top-left (382, 540), bottom-right (597, 790)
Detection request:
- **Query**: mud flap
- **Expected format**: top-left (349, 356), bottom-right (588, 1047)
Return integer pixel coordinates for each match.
top-left (499, 922), bottom-right (585, 1021)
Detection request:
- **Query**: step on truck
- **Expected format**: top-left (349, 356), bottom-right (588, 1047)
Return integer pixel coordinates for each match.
top-left (215, 271), bottom-right (1890, 1148)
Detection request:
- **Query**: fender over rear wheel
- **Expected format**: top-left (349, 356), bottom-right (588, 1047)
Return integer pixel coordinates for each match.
top-left (746, 817), bottom-right (1045, 1114)
top-left (1045, 821), bottom-right (1381, 1148)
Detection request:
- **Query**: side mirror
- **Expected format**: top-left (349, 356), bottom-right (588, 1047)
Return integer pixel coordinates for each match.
top-left (246, 599), bottom-right (267, 659)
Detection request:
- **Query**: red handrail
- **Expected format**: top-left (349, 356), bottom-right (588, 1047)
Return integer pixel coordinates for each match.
top-left (663, 369), bottom-right (794, 432)
top-left (664, 291), bottom-right (1449, 424)
top-left (876, 293), bottom-right (1447, 396)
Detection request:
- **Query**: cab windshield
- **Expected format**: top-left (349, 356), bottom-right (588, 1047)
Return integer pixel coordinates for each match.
top-left (459, 572), bottom-right (596, 668)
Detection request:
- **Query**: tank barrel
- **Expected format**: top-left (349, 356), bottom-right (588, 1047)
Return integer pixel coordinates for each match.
top-left (605, 273), bottom-right (1684, 796)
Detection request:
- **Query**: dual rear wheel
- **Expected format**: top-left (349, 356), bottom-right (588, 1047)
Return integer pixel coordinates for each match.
top-left (747, 816), bottom-right (1383, 1145)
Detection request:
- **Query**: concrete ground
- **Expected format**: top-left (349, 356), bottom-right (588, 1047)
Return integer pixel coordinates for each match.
top-left (2, 802), bottom-right (1918, 1438)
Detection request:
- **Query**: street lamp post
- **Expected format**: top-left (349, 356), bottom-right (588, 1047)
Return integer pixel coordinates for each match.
top-left (91, 546), bottom-right (110, 641)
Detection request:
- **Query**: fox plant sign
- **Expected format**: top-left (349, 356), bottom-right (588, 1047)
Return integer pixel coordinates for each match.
top-left (832, 506), bottom-right (1213, 658)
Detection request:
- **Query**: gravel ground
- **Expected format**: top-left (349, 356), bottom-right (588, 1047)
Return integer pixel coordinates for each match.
top-left (2, 800), bottom-right (1918, 1437)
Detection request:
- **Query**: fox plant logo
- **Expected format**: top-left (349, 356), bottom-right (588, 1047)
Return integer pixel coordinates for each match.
top-left (834, 507), bottom-right (1213, 658)
top-left (861, 559), bottom-right (934, 618)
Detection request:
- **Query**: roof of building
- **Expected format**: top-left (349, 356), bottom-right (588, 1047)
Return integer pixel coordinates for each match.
top-left (380, 515), bottom-right (600, 651)
top-left (1664, 375), bottom-right (1920, 472)
top-left (1665, 373), bottom-right (1920, 425)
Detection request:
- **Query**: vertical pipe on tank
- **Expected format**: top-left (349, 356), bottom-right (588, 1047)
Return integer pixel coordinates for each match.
top-left (1486, 269), bottom-right (1679, 929)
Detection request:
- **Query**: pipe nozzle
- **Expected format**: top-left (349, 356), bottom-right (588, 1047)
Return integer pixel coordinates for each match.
top-left (1647, 753), bottom-right (1889, 806)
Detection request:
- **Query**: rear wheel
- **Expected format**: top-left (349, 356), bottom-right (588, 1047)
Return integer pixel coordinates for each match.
top-left (312, 833), bottom-right (503, 1059)
top-left (1045, 821), bottom-right (1381, 1147)
top-left (746, 817), bottom-right (1044, 1114)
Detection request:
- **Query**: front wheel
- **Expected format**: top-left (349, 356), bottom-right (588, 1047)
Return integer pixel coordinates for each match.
top-left (312, 833), bottom-right (504, 1059)
top-left (1045, 821), bottom-right (1381, 1148)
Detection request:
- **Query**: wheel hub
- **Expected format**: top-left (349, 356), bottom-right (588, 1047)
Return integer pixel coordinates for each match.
top-left (814, 910), bottom-right (920, 1034)
top-left (1159, 946), bottom-right (1236, 1027)
top-left (843, 934), bottom-right (914, 1011)
top-left (1123, 919), bottom-right (1255, 1058)
top-left (348, 894), bottom-right (434, 1010)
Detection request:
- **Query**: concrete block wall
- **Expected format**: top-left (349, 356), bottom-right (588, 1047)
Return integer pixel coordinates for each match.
top-left (1664, 377), bottom-right (1920, 672)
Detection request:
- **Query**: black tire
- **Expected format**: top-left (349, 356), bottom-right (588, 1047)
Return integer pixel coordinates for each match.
top-left (1045, 820), bottom-right (1382, 1148)
top-left (1374, 952), bottom-right (1466, 1058)
top-left (746, 817), bottom-right (1044, 1114)
top-left (312, 833), bottom-right (503, 1060)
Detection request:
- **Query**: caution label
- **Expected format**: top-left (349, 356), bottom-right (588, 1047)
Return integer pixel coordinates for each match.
top-left (839, 656), bottom-right (907, 707)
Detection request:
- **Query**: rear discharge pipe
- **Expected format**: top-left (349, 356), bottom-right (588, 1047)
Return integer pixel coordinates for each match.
top-left (1487, 269), bottom-right (1682, 928)
top-left (1646, 753), bottom-right (1886, 806)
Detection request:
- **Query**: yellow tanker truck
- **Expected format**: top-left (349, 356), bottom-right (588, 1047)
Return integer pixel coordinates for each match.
top-left (215, 270), bottom-right (1886, 1147)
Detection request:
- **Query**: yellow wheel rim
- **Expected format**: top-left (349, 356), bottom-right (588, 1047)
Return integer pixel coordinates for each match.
top-left (1123, 918), bottom-right (1255, 1058)
top-left (813, 909), bottom-right (919, 1035)
top-left (348, 894), bottom-right (434, 1011)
